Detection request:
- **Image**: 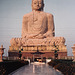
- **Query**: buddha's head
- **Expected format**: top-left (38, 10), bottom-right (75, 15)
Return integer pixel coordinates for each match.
top-left (32, 0), bottom-right (44, 11)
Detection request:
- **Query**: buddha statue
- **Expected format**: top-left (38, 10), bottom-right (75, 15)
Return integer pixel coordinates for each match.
top-left (22, 0), bottom-right (55, 39)
top-left (10, 0), bottom-right (65, 47)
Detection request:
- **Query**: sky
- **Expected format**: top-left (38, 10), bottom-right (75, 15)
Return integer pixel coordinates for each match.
top-left (0, 0), bottom-right (75, 56)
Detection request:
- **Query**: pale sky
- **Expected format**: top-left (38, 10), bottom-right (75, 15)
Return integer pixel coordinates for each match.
top-left (0, 0), bottom-right (75, 56)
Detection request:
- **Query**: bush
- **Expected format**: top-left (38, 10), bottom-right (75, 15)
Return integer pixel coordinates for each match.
top-left (48, 59), bottom-right (75, 75)
top-left (0, 60), bottom-right (29, 75)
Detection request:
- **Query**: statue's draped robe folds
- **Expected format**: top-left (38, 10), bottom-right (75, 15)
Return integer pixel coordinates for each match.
top-left (10, 12), bottom-right (65, 46)
top-left (10, 11), bottom-right (65, 46)
top-left (22, 11), bottom-right (55, 39)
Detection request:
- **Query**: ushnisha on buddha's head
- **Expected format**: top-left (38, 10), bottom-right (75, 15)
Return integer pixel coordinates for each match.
top-left (32, 0), bottom-right (44, 11)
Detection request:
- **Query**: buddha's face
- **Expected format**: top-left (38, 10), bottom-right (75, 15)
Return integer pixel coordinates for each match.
top-left (32, 0), bottom-right (44, 11)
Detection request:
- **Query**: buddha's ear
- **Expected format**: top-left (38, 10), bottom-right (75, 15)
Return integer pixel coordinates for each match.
top-left (42, 3), bottom-right (44, 11)
top-left (31, 4), bottom-right (33, 11)
top-left (43, 3), bottom-right (44, 7)
top-left (43, 3), bottom-right (44, 8)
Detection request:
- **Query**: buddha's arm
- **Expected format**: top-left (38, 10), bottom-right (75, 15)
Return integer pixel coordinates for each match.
top-left (46, 13), bottom-right (55, 37)
top-left (22, 16), bottom-right (28, 38)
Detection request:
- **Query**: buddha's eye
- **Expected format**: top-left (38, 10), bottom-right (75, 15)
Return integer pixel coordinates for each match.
top-left (34, 3), bottom-right (36, 4)
top-left (39, 2), bottom-right (41, 4)
top-left (34, 2), bottom-right (37, 4)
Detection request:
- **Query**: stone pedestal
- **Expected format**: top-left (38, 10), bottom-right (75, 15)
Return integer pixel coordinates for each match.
top-left (0, 45), bottom-right (5, 62)
top-left (8, 44), bottom-right (67, 60)
top-left (71, 44), bottom-right (75, 61)
top-left (8, 51), bottom-right (67, 61)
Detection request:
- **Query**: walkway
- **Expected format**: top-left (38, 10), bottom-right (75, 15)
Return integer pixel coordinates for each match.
top-left (10, 62), bottom-right (63, 75)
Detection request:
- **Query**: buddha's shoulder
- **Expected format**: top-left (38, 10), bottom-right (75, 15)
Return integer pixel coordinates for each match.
top-left (42, 12), bottom-right (53, 17)
top-left (23, 12), bottom-right (33, 18)
top-left (46, 13), bottom-right (53, 18)
top-left (23, 11), bottom-right (53, 18)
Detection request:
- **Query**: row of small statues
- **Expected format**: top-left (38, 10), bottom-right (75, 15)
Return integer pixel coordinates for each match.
top-left (9, 44), bottom-right (66, 51)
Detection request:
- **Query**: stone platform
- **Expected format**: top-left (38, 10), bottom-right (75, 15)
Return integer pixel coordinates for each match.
top-left (8, 45), bottom-right (67, 60)
top-left (8, 51), bottom-right (67, 60)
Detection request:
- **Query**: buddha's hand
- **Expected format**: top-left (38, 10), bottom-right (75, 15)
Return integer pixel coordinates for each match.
top-left (25, 34), bottom-right (44, 39)
top-left (43, 31), bottom-right (54, 38)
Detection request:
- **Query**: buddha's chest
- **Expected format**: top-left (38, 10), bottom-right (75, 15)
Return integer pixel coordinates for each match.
top-left (28, 12), bottom-right (47, 29)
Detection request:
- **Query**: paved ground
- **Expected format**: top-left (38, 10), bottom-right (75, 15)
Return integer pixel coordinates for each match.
top-left (10, 62), bottom-right (63, 75)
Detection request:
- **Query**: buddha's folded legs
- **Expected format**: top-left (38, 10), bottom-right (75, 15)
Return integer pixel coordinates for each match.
top-left (10, 37), bottom-right (65, 47)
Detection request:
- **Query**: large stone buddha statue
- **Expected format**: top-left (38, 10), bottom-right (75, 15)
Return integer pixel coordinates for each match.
top-left (22, 0), bottom-right (55, 39)
top-left (10, 0), bottom-right (65, 47)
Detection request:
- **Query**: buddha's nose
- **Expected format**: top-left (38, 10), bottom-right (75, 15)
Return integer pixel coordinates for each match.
top-left (37, 3), bottom-right (39, 6)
